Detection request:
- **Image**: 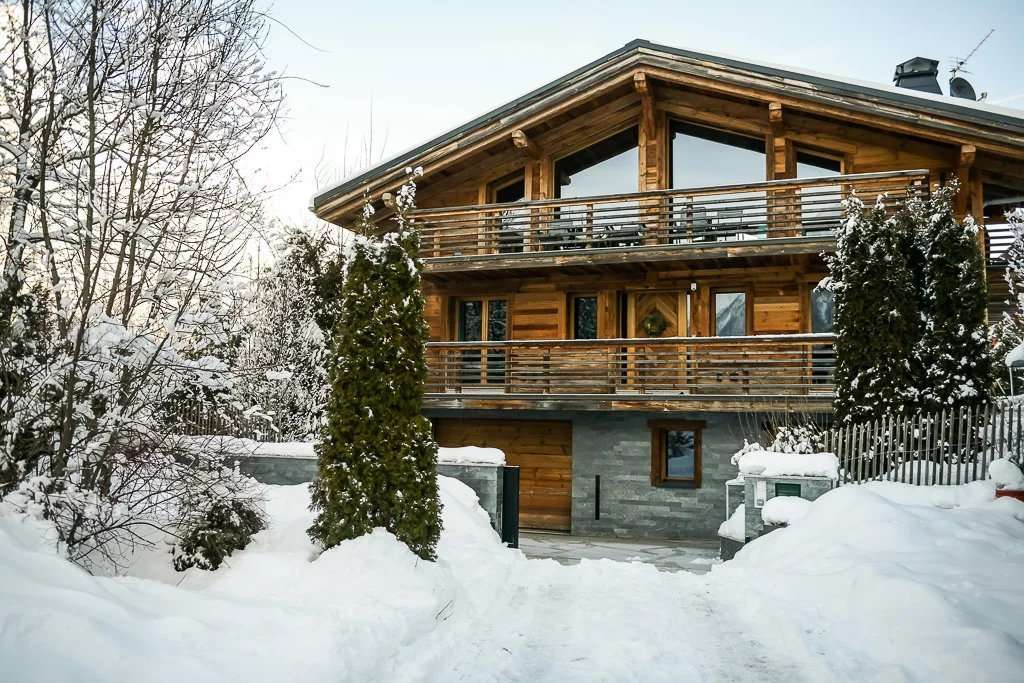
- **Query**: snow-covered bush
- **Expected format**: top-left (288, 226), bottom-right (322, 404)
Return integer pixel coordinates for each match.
top-left (173, 494), bottom-right (266, 572)
top-left (234, 229), bottom-right (343, 441)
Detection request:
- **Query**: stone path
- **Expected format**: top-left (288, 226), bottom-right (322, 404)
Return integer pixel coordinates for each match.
top-left (518, 531), bottom-right (722, 573)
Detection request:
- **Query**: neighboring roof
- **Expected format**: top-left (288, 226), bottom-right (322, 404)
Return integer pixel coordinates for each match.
top-left (312, 39), bottom-right (1024, 214)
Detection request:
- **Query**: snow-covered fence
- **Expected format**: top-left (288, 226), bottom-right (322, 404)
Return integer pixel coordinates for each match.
top-left (826, 401), bottom-right (1024, 485)
top-left (164, 401), bottom-right (285, 443)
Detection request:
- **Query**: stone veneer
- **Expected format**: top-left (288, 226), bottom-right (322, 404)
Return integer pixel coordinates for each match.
top-left (427, 409), bottom-right (754, 540)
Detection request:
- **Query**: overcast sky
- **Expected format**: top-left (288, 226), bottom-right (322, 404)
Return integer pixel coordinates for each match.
top-left (253, 0), bottom-right (1024, 226)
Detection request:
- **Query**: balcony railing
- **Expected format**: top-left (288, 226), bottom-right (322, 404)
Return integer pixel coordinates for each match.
top-left (411, 171), bottom-right (928, 260)
top-left (425, 334), bottom-right (835, 399)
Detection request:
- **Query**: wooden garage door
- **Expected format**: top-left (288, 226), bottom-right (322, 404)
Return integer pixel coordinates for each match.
top-left (435, 419), bottom-right (572, 531)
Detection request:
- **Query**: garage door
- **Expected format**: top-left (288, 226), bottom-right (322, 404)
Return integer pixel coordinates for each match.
top-left (435, 419), bottom-right (572, 531)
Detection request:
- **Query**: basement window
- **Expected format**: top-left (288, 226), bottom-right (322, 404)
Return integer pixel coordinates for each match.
top-left (649, 420), bottom-right (704, 487)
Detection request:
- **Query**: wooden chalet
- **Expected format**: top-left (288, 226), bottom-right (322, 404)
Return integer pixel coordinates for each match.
top-left (312, 40), bottom-right (1024, 537)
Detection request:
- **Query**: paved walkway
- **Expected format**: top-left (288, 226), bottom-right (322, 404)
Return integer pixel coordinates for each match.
top-left (518, 531), bottom-right (722, 573)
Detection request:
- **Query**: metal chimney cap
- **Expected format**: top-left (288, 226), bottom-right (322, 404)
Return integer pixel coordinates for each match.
top-left (894, 57), bottom-right (940, 81)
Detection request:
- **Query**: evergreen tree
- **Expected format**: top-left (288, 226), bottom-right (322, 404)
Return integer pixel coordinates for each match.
top-left (917, 184), bottom-right (992, 409)
top-left (308, 171), bottom-right (442, 560)
top-left (827, 194), bottom-right (922, 423)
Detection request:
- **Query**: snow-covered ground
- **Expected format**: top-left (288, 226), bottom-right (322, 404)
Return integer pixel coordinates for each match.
top-left (2, 477), bottom-right (1023, 682)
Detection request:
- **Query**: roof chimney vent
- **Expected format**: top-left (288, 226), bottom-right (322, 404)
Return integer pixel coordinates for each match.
top-left (894, 57), bottom-right (942, 95)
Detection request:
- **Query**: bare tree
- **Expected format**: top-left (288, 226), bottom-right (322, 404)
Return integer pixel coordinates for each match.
top-left (1, 0), bottom-right (283, 572)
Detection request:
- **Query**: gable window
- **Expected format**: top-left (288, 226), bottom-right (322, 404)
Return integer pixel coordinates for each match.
top-left (572, 295), bottom-right (598, 339)
top-left (670, 121), bottom-right (766, 189)
top-left (714, 290), bottom-right (748, 337)
top-left (555, 127), bottom-right (639, 199)
top-left (650, 420), bottom-right (703, 487)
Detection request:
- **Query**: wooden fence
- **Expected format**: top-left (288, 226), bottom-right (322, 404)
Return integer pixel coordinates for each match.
top-left (825, 401), bottom-right (1023, 485)
top-left (163, 400), bottom-right (286, 443)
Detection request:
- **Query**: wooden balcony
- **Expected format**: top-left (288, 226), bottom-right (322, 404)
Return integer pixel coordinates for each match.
top-left (411, 170), bottom-right (929, 273)
top-left (425, 334), bottom-right (836, 412)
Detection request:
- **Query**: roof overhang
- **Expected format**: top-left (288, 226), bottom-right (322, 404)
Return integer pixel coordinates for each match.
top-left (312, 39), bottom-right (1024, 223)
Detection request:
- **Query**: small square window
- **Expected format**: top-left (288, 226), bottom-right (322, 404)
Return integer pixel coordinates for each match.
top-left (649, 420), bottom-right (704, 487)
top-left (775, 482), bottom-right (802, 497)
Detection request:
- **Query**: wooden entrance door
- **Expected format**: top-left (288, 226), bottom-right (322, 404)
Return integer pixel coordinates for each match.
top-left (434, 418), bottom-right (572, 531)
top-left (629, 291), bottom-right (687, 389)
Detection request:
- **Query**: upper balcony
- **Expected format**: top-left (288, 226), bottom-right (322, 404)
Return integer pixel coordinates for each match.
top-left (410, 170), bottom-right (929, 274)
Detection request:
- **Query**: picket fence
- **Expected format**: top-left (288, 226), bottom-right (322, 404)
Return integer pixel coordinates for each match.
top-left (164, 400), bottom-right (286, 443)
top-left (824, 401), bottom-right (1023, 485)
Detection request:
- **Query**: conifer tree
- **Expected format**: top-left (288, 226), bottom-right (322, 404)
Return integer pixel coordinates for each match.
top-left (917, 183), bottom-right (992, 409)
top-left (827, 194), bottom-right (922, 423)
top-left (308, 170), bottom-right (442, 560)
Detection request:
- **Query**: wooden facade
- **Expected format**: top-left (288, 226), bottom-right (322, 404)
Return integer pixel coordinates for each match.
top-left (313, 41), bottom-right (1024, 416)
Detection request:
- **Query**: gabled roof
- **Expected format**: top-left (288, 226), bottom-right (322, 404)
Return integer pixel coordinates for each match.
top-left (312, 39), bottom-right (1024, 217)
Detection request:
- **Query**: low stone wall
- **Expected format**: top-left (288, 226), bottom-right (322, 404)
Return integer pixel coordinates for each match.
top-left (437, 463), bottom-right (504, 531)
top-left (232, 453), bottom-right (505, 532)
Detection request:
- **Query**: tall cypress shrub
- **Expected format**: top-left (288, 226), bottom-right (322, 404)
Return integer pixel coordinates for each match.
top-left (917, 183), bottom-right (992, 409)
top-left (308, 172), bottom-right (442, 560)
top-left (827, 194), bottom-right (922, 423)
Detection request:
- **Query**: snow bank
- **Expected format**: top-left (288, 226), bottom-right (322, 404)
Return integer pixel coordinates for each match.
top-left (718, 504), bottom-right (745, 541)
top-left (435, 446), bottom-right (505, 466)
top-left (734, 449), bottom-right (839, 479)
top-left (0, 476), bottom-right (511, 683)
top-left (760, 496), bottom-right (811, 525)
top-left (989, 458), bottom-right (1024, 489)
top-left (714, 481), bottom-right (1024, 681)
top-left (186, 437), bottom-right (505, 465)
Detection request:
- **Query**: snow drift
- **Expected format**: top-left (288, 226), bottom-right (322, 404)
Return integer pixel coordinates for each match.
top-left (2, 476), bottom-right (1023, 682)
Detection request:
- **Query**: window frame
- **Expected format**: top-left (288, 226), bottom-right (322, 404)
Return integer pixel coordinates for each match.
top-left (553, 125), bottom-right (640, 199)
top-left (710, 287), bottom-right (753, 337)
top-left (455, 296), bottom-right (509, 342)
top-left (649, 419), bottom-right (705, 488)
top-left (570, 293), bottom-right (599, 340)
top-left (668, 119), bottom-right (769, 189)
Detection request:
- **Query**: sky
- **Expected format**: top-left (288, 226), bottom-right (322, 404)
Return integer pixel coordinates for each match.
top-left (252, 0), bottom-right (1024, 227)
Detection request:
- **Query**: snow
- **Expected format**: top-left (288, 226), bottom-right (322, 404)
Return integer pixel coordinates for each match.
top-left (1004, 341), bottom-right (1024, 367)
top-left (3, 477), bottom-right (1024, 682)
top-left (718, 503), bottom-right (745, 541)
top-left (760, 496), bottom-right (811, 526)
top-left (192, 438), bottom-right (506, 465)
top-left (435, 445), bottom-right (505, 466)
top-left (989, 458), bottom-right (1024, 489)
top-left (734, 448), bottom-right (840, 479)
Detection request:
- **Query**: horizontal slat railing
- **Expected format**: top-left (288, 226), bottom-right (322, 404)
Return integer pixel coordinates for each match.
top-left (425, 334), bottom-right (835, 398)
top-left (411, 171), bottom-right (929, 259)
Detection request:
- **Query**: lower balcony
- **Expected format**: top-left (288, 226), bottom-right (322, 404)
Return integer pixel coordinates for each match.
top-left (425, 334), bottom-right (835, 412)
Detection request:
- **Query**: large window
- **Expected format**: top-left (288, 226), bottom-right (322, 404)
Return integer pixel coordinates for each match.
top-left (572, 295), bottom-right (598, 340)
top-left (457, 298), bottom-right (507, 384)
top-left (797, 150), bottom-right (843, 234)
top-left (670, 121), bottom-right (766, 189)
top-left (650, 420), bottom-right (703, 487)
top-left (714, 291), bottom-right (748, 337)
top-left (555, 127), bottom-right (639, 199)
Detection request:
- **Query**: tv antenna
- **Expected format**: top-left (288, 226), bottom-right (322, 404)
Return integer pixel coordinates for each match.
top-left (950, 29), bottom-right (994, 79)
